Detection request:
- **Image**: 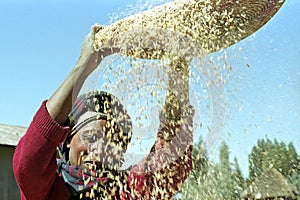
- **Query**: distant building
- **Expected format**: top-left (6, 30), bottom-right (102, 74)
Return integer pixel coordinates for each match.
top-left (0, 124), bottom-right (26, 200)
top-left (241, 167), bottom-right (299, 200)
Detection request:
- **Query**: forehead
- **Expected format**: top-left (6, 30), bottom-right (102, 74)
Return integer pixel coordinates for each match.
top-left (76, 111), bottom-right (106, 131)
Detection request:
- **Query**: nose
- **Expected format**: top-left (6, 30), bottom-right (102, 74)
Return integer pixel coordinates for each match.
top-left (88, 138), bottom-right (105, 157)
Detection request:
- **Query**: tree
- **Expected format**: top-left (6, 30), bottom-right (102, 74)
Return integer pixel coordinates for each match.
top-left (248, 138), bottom-right (300, 191)
top-left (231, 157), bottom-right (246, 199)
top-left (190, 137), bottom-right (210, 182)
top-left (180, 140), bottom-right (246, 199)
top-left (287, 142), bottom-right (300, 193)
top-left (219, 140), bottom-right (231, 171)
top-left (180, 137), bottom-right (210, 199)
top-left (217, 141), bottom-right (232, 198)
top-left (248, 139), bottom-right (266, 182)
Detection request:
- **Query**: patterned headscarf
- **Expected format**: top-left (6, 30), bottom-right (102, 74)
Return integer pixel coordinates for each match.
top-left (57, 91), bottom-right (132, 198)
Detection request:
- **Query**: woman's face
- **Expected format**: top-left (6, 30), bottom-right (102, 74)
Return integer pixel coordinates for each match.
top-left (68, 111), bottom-right (124, 170)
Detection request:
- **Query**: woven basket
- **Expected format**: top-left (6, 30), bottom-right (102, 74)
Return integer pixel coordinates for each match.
top-left (95, 0), bottom-right (285, 58)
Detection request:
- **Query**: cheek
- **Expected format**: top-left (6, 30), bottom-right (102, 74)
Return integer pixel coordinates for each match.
top-left (68, 147), bottom-right (76, 165)
top-left (68, 135), bottom-right (87, 165)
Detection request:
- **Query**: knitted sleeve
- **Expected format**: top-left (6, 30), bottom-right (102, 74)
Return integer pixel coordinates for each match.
top-left (13, 101), bottom-right (71, 200)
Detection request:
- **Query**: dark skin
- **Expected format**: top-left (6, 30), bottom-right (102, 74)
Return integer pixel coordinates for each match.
top-left (46, 24), bottom-right (116, 125)
top-left (46, 23), bottom-right (192, 167)
top-left (67, 111), bottom-right (124, 170)
top-left (44, 24), bottom-right (193, 199)
top-left (46, 24), bottom-right (122, 170)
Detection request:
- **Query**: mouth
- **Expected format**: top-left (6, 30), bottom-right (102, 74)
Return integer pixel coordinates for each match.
top-left (82, 160), bottom-right (103, 170)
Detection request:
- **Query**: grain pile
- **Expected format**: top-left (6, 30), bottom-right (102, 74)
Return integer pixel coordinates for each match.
top-left (95, 0), bottom-right (285, 57)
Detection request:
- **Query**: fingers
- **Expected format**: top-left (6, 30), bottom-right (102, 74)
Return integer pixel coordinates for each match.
top-left (90, 23), bottom-right (104, 50)
top-left (91, 23), bottom-right (104, 34)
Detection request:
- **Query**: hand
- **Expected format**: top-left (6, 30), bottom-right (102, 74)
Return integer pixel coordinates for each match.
top-left (75, 24), bottom-right (119, 79)
top-left (75, 24), bottom-right (103, 77)
top-left (46, 24), bottom-right (119, 125)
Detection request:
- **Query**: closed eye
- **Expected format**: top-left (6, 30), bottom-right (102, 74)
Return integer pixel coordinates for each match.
top-left (80, 130), bottom-right (104, 142)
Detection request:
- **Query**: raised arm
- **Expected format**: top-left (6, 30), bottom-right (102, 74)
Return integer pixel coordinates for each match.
top-left (47, 24), bottom-right (110, 125)
top-left (128, 58), bottom-right (194, 199)
top-left (12, 24), bottom-right (117, 200)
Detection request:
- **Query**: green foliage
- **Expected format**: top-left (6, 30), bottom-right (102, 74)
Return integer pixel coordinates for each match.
top-left (231, 157), bottom-right (246, 199)
top-left (190, 137), bottom-right (210, 182)
top-left (180, 137), bottom-right (210, 199)
top-left (248, 138), bottom-right (300, 195)
top-left (179, 140), bottom-right (246, 200)
top-left (213, 141), bottom-right (245, 199)
top-left (248, 139), bottom-right (300, 180)
top-left (178, 138), bottom-right (300, 199)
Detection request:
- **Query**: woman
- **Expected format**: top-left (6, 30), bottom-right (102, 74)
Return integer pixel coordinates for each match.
top-left (13, 24), bottom-right (194, 199)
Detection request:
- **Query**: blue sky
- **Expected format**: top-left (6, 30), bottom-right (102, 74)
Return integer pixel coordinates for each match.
top-left (0, 0), bottom-right (299, 177)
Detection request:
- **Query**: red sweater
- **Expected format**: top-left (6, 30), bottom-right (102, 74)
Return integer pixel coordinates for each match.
top-left (13, 101), bottom-right (192, 199)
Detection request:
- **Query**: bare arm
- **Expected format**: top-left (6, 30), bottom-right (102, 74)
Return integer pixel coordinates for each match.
top-left (128, 58), bottom-right (194, 199)
top-left (13, 24), bottom-right (118, 200)
top-left (46, 24), bottom-right (116, 125)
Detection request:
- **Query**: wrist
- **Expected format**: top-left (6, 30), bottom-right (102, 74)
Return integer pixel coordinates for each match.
top-left (74, 57), bottom-right (96, 80)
